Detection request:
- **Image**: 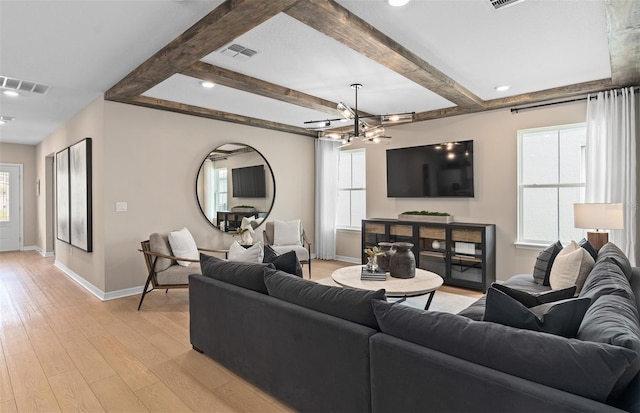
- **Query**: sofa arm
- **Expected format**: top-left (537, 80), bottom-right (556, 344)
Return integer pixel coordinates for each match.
top-left (370, 334), bottom-right (626, 413)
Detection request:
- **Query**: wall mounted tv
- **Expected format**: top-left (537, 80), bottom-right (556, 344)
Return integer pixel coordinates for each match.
top-left (232, 165), bottom-right (266, 198)
top-left (386, 140), bottom-right (474, 198)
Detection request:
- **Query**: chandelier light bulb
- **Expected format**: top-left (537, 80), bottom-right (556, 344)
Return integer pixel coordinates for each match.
top-left (388, 0), bottom-right (410, 6)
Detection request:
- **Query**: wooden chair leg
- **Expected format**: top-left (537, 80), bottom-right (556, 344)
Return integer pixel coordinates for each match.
top-left (138, 273), bottom-right (154, 311)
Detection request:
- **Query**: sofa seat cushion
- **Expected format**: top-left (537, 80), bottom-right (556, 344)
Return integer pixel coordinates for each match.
top-left (372, 300), bottom-right (637, 402)
top-left (156, 262), bottom-right (200, 285)
top-left (503, 274), bottom-right (552, 294)
top-left (457, 296), bottom-right (486, 320)
top-left (578, 294), bottom-right (640, 400)
top-left (199, 253), bottom-right (275, 294)
top-left (264, 270), bottom-right (385, 329)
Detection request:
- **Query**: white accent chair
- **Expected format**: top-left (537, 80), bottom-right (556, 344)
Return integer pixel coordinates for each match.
top-left (263, 220), bottom-right (311, 278)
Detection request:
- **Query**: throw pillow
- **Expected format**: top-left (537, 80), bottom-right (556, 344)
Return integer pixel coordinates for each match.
top-left (200, 253), bottom-right (275, 294)
top-left (262, 245), bottom-right (303, 277)
top-left (483, 286), bottom-right (590, 338)
top-left (490, 283), bottom-right (577, 307)
top-left (549, 241), bottom-right (594, 292)
top-left (273, 219), bottom-right (302, 246)
top-left (264, 270), bottom-right (386, 329)
top-left (532, 241), bottom-right (563, 285)
top-left (228, 241), bottom-right (264, 263)
top-left (167, 227), bottom-right (199, 267)
top-left (578, 238), bottom-right (598, 261)
top-left (596, 242), bottom-right (633, 281)
top-left (371, 300), bottom-right (637, 403)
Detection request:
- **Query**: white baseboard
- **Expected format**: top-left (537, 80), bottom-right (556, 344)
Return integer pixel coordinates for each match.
top-left (54, 260), bottom-right (143, 301)
top-left (335, 255), bottom-right (360, 264)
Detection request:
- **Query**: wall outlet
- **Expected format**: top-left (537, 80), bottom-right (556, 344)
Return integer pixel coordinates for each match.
top-left (116, 202), bottom-right (128, 212)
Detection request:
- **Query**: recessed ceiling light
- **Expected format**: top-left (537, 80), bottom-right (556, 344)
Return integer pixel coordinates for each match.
top-left (3, 90), bottom-right (19, 97)
top-left (494, 85), bottom-right (510, 92)
top-left (201, 81), bottom-right (215, 89)
top-left (388, 0), bottom-right (410, 6)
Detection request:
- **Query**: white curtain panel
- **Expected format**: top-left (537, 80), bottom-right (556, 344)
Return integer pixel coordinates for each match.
top-left (203, 159), bottom-right (215, 222)
top-left (585, 87), bottom-right (638, 265)
top-left (314, 139), bottom-right (341, 260)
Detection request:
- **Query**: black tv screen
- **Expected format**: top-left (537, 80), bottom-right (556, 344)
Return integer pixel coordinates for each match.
top-left (386, 140), bottom-right (474, 198)
top-left (232, 165), bottom-right (266, 198)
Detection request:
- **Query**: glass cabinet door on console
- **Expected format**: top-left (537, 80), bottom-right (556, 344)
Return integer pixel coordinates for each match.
top-left (448, 226), bottom-right (490, 289)
top-left (418, 226), bottom-right (447, 276)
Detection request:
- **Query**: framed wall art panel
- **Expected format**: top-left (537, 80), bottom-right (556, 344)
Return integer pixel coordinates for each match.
top-left (69, 138), bottom-right (93, 252)
top-left (55, 148), bottom-right (70, 243)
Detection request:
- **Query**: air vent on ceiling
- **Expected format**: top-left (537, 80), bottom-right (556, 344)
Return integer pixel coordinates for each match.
top-left (219, 43), bottom-right (259, 62)
top-left (0, 75), bottom-right (50, 95)
top-left (490, 0), bottom-right (524, 10)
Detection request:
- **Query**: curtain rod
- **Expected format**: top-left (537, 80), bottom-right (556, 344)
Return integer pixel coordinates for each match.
top-left (510, 86), bottom-right (639, 114)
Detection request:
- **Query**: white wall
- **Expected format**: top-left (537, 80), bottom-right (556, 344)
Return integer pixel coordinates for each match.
top-left (336, 101), bottom-right (591, 280)
top-left (33, 98), bottom-right (314, 296)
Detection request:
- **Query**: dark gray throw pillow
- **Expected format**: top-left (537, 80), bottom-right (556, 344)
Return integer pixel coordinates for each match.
top-left (264, 270), bottom-right (386, 329)
top-left (199, 253), bottom-right (275, 294)
top-left (371, 300), bottom-right (636, 402)
top-left (491, 283), bottom-right (576, 307)
top-left (483, 286), bottom-right (590, 338)
top-left (262, 245), bottom-right (303, 277)
top-left (578, 238), bottom-right (598, 261)
top-left (532, 241), bottom-right (563, 285)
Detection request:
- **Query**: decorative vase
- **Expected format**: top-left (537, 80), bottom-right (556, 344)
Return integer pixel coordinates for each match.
top-left (240, 231), bottom-right (253, 245)
top-left (377, 242), bottom-right (394, 272)
top-left (366, 255), bottom-right (379, 272)
top-left (389, 242), bottom-right (416, 279)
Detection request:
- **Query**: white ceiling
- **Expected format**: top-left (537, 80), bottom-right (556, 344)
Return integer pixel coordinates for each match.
top-left (0, 0), bottom-right (626, 145)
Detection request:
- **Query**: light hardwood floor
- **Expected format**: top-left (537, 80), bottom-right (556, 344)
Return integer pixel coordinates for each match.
top-left (0, 251), bottom-right (480, 412)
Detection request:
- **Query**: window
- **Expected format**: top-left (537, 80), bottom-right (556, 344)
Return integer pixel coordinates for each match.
top-left (215, 168), bottom-right (228, 212)
top-left (0, 171), bottom-right (8, 222)
top-left (517, 124), bottom-right (586, 245)
top-left (337, 149), bottom-right (366, 229)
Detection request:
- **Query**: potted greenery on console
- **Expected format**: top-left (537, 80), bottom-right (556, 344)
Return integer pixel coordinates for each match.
top-left (398, 210), bottom-right (454, 223)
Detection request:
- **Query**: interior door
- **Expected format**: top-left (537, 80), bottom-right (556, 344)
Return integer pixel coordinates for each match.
top-left (0, 164), bottom-right (22, 251)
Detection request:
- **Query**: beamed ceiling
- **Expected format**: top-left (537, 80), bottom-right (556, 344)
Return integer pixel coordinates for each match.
top-left (1, 0), bottom-right (638, 145)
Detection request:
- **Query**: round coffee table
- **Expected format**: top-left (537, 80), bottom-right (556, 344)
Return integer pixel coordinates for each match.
top-left (331, 266), bottom-right (443, 310)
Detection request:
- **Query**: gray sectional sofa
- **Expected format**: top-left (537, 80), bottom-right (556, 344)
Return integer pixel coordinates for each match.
top-left (189, 243), bottom-right (639, 413)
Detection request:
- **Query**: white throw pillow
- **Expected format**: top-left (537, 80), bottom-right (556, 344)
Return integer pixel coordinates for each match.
top-left (549, 241), bottom-right (595, 292)
top-left (168, 227), bottom-right (199, 267)
top-left (228, 241), bottom-right (264, 263)
top-left (274, 219), bottom-right (302, 246)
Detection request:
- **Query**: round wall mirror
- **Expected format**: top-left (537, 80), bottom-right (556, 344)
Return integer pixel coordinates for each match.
top-left (196, 143), bottom-right (276, 232)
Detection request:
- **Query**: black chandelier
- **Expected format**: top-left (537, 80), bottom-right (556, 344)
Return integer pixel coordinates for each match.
top-left (304, 83), bottom-right (414, 146)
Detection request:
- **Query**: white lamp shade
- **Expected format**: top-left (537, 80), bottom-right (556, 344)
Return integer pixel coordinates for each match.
top-left (574, 203), bottom-right (624, 230)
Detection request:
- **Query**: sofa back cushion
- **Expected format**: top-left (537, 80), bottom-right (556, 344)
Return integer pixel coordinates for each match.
top-left (264, 270), bottom-right (386, 329)
top-left (372, 300), bottom-right (637, 402)
top-left (597, 242), bottom-right (632, 281)
top-left (577, 294), bottom-right (640, 400)
top-left (200, 253), bottom-right (275, 294)
top-left (579, 258), bottom-right (634, 305)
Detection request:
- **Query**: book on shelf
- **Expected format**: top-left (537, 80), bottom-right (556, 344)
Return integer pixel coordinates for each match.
top-left (361, 267), bottom-right (387, 281)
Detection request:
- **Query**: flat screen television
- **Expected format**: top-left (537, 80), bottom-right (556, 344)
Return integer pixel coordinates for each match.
top-left (386, 140), bottom-right (474, 198)
top-left (232, 165), bottom-right (266, 198)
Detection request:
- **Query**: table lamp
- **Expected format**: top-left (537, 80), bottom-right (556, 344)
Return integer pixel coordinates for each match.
top-left (574, 203), bottom-right (624, 250)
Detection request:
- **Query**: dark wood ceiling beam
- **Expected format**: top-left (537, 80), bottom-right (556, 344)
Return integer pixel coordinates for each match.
top-left (181, 61), bottom-right (344, 117)
top-left (605, 0), bottom-right (640, 86)
top-left (284, 0), bottom-right (484, 110)
top-left (106, 0), bottom-right (299, 100)
top-left (124, 95), bottom-right (317, 137)
top-left (414, 79), bottom-right (613, 122)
